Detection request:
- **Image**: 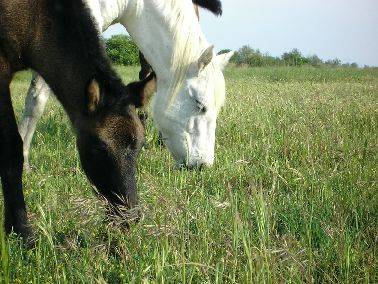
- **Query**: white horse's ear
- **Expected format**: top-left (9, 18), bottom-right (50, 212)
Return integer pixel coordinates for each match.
top-left (216, 51), bottom-right (234, 70)
top-left (198, 45), bottom-right (214, 71)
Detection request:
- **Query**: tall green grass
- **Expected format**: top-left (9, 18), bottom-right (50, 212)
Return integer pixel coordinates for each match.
top-left (0, 66), bottom-right (377, 283)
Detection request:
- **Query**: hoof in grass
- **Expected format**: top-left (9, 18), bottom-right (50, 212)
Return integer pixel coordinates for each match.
top-left (23, 163), bottom-right (34, 173)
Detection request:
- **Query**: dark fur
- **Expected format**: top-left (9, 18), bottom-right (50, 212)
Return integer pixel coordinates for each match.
top-left (139, 52), bottom-right (153, 81)
top-left (0, 0), bottom-right (150, 241)
top-left (193, 0), bottom-right (222, 16)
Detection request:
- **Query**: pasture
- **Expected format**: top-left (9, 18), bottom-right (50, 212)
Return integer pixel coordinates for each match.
top-left (1, 66), bottom-right (377, 282)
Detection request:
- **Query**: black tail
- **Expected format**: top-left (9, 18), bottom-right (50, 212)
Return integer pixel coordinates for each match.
top-left (192, 0), bottom-right (222, 16)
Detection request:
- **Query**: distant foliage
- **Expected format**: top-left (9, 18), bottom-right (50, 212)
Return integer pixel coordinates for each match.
top-left (230, 45), bottom-right (358, 68)
top-left (231, 46), bottom-right (281, 67)
top-left (218, 49), bottom-right (232, 55)
top-left (282, 49), bottom-right (309, 66)
top-left (105, 35), bottom-right (360, 68)
top-left (325, 58), bottom-right (341, 67)
top-left (105, 35), bottom-right (139, 66)
top-left (307, 55), bottom-right (323, 67)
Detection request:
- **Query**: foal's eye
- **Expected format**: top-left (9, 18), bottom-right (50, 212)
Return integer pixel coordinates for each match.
top-left (195, 99), bottom-right (207, 114)
top-left (91, 140), bottom-right (107, 154)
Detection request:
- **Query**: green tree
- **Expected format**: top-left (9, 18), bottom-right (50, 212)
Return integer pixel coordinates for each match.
top-left (233, 45), bottom-right (253, 66)
top-left (233, 46), bottom-right (266, 67)
top-left (218, 49), bottom-right (232, 55)
top-left (105, 35), bottom-right (139, 66)
top-left (282, 49), bottom-right (309, 66)
top-left (325, 58), bottom-right (341, 67)
top-left (307, 55), bottom-right (323, 67)
top-left (350, 62), bottom-right (358, 68)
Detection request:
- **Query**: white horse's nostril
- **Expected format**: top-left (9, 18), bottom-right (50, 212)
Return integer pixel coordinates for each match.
top-left (184, 159), bottom-right (212, 170)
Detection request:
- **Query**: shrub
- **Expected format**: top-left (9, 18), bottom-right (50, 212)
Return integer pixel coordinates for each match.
top-left (105, 35), bottom-right (359, 69)
top-left (218, 49), bottom-right (232, 55)
top-left (325, 58), bottom-right (342, 67)
top-left (282, 49), bottom-right (309, 66)
top-left (105, 35), bottom-right (139, 66)
top-left (307, 55), bottom-right (323, 67)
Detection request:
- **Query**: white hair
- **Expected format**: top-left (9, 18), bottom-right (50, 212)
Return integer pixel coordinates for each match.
top-left (156, 0), bottom-right (205, 106)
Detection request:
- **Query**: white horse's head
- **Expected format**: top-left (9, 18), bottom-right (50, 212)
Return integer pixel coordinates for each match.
top-left (152, 47), bottom-right (234, 169)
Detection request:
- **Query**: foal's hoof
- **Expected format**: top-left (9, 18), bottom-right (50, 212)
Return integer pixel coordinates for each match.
top-left (8, 227), bottom-right (36, 249)
top-left (18, 226), bottom-right (35, 248)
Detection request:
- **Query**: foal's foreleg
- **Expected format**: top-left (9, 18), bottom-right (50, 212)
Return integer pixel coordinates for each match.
top-left (18, 72), bottom-right (50, 171)
top-left (0, 78), bottom-right (31, 240)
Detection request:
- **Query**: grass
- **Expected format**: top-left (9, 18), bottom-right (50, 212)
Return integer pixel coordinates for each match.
top-left (0, 66), bottom-right (377, 283)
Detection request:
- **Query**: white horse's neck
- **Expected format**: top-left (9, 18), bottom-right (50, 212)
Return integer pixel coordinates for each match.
top-left (84, 0), bottom-right (125, 31)
top-left (88, 0), bottom-right (209, 86)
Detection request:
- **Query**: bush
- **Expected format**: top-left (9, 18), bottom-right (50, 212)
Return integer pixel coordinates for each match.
top-left (105, 35), bottom-right (139, 66)
top-left (307, 55), bottom-right (323, 67)
top-left (227, 45), bottom-right (358, 68)
top-left (282, 49), bottom-right (309, 66)
top-left (105, 35), bottom-right (358, 69)
top-left (218, 49), bottom-right (232, 55)
top-left (325, 58), bottom-right (342, 67)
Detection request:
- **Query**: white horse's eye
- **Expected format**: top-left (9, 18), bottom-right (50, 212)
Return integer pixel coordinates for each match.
top-left (188, 85), bottom-right (207, 113)
top-left (195, 99), bottom-right (207, 113)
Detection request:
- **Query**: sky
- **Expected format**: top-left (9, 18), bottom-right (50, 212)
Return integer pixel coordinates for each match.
top-left (103, 0), bottom-right (378, 66)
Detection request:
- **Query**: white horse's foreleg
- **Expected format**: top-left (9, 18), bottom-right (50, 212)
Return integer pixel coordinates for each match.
top-left (18, 72), bottom-right (50, 171)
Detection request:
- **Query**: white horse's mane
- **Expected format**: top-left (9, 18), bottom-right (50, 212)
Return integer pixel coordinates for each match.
top-left (155, 0), bottom-right (206, 104)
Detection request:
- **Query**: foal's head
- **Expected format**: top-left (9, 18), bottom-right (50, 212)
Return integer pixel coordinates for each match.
top-left (76, 74), bottom-right (156, 208)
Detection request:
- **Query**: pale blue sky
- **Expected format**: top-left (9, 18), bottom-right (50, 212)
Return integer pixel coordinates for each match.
top-left (104, 0), bottom-right (378, 66)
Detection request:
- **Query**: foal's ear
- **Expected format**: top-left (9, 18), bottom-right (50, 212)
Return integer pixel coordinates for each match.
top-left (86, 79), bottom-right (101, 113)
top-left (127, 72), bottom-right (157, 108)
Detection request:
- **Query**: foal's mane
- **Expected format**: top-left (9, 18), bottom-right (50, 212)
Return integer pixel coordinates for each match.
top-left (46, 0), bottom-right (126, 99)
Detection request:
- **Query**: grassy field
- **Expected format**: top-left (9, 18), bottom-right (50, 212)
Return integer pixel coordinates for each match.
top-left (1, 66), bottom-right (377, 283)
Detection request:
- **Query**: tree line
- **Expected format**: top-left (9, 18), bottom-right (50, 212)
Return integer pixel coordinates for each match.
top-left (105, 35), bottom-right (360, 68)
top-left (220, 46), bottom-right (359, 68)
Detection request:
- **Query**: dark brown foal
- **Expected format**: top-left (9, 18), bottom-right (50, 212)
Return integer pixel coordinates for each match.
top-left (0, 0), bottom-right (154, 242)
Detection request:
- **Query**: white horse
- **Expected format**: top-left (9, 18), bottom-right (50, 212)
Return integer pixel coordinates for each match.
top-left (19, 0), bottom-right (234, 169)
